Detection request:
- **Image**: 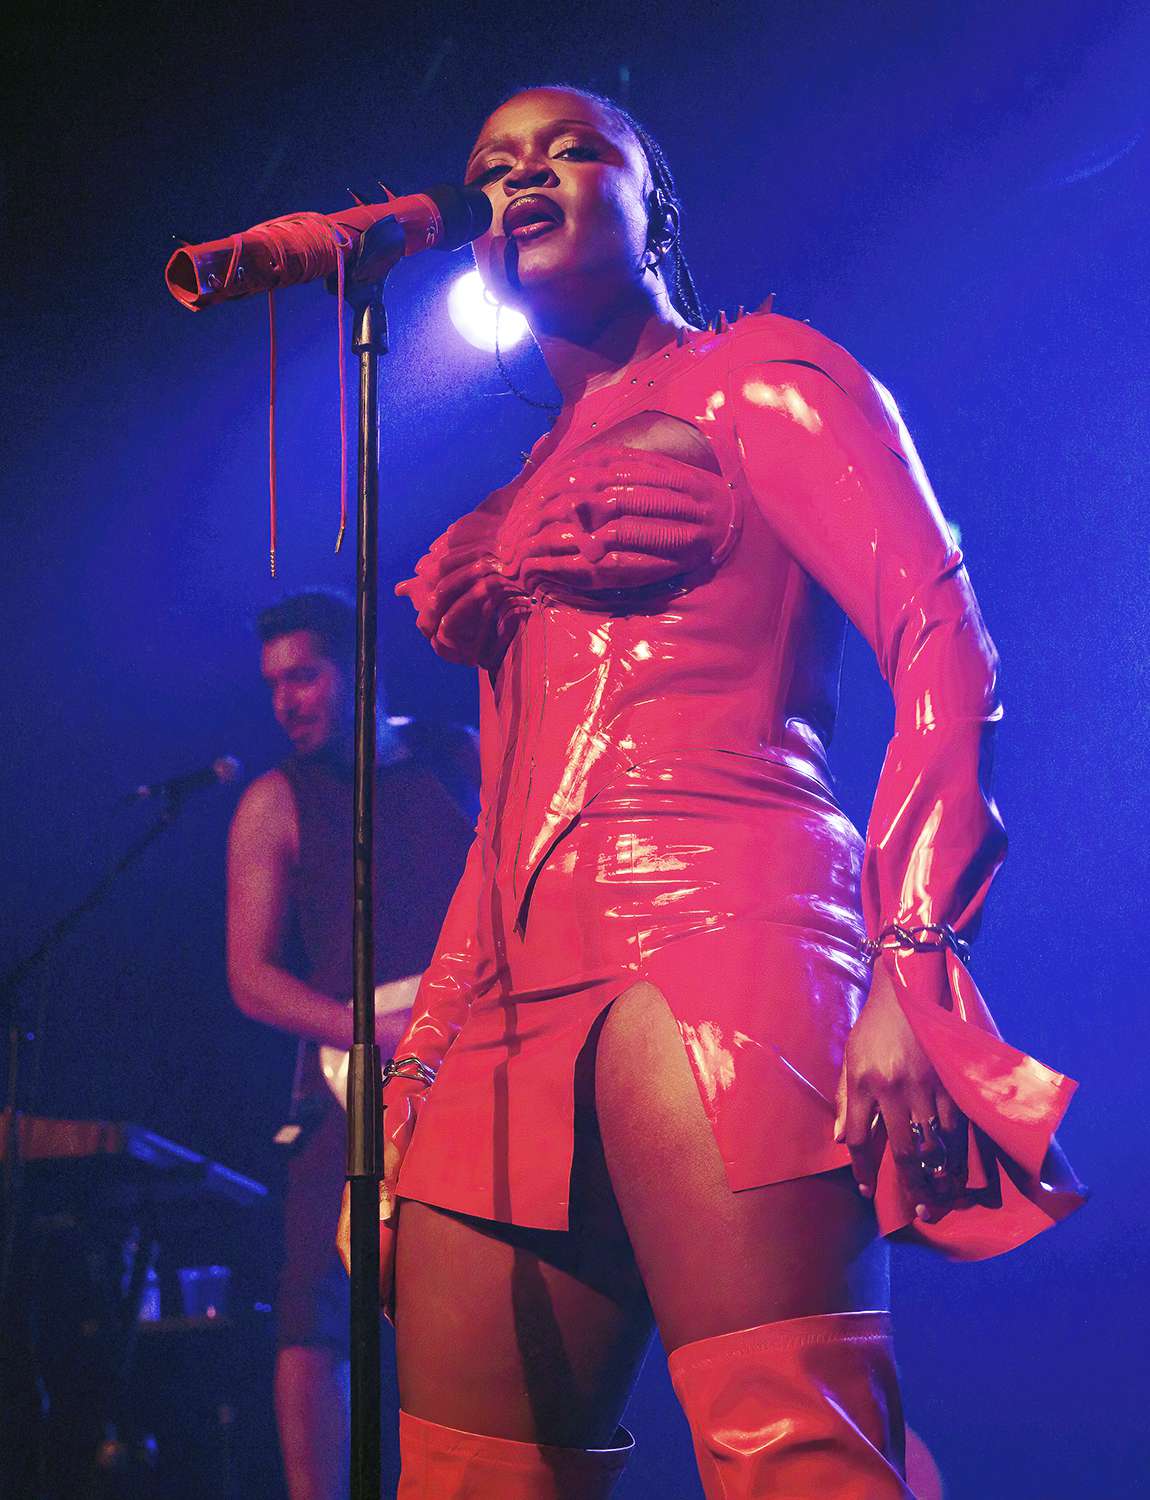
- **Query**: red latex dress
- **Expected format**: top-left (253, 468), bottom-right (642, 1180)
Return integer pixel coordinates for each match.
top-left (390, 307), bottom-right (1087, 1261)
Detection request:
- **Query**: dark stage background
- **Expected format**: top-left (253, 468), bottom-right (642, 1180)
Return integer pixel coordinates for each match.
top-left (3, 1), bottom-right (1147, 1495)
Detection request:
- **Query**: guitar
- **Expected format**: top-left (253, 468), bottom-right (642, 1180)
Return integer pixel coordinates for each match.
top-left (318, 973), bottom-right (423, 1109)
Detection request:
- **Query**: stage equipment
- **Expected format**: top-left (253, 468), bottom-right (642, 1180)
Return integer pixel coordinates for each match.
top-left (164, 179), bottom-right (493, 1500)
top-left (125, 754), bottom-right (242, 805)
top-left (164, 184), bottom-right (491, 308)
top-left (1, 1114), bottom-right (268, 1500)
top-left (1, 778), bottom-right (246, 1498)
top-left (448, 268), bottom-right (529, 352)
top-left (319, 974), bottom-right (423, 1109)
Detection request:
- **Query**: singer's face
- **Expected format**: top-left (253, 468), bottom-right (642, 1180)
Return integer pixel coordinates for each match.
top-left (261, 631), bottom-right (350, 756)
top-left (465, 89), bottom-right (652, 318)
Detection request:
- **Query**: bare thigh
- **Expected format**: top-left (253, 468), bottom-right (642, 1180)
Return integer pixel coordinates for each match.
top-left (393, 978), bottom-right (887, 1444)
top-left (393, 1013), bottom-right (654, 1446)
top-left (595, 979), bottom-right (889, 1353)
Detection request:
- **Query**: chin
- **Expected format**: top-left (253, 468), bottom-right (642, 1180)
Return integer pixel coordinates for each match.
top-left (494, 239), bottom-right (574, 303)
top-left (292, 731), bottom-right (326, 755)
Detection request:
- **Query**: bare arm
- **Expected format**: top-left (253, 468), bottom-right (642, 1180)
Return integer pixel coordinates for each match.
top-left (226, 769), bottom-right (354, 1048)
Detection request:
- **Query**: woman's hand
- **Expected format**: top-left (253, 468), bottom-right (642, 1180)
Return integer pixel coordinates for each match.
top-left (833, 953), bottom-right (971, 1224)
top-left (335, 1083), bottom-right (423, 1309)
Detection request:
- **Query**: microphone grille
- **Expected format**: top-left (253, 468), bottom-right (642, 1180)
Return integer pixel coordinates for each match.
top-left (212, 755), bottom-right (244, 786)
top-left (428, 184), bottom-right (494, 252)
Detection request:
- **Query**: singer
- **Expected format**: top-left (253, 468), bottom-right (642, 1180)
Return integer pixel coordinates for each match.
top-left (340, 85), bottom-right (1088, 1496)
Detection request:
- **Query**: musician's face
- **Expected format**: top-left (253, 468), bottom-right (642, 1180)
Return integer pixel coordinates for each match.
top-left (261, 630), bottom-right (350, 755)
top-left (465, 88), bottom-right (652, 316)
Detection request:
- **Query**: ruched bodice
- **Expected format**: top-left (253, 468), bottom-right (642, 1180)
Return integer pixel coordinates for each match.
top-left (400, 316), bottom-right (852, 916)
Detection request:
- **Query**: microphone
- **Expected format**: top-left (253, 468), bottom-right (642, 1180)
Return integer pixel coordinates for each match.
top-left (165, 184), bottom-right (493, 310)
top-left (127, 755), bottom-right (243, 804)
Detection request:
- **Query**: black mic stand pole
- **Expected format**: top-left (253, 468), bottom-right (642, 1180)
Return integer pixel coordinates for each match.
top-left (333, 193), bottom-right (490, 1497)
top-left (338, 243), bottom-right (394, 1500)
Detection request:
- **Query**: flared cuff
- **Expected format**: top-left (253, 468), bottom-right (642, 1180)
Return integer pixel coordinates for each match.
top-left (873, 949), bottom-right (1088, 1260)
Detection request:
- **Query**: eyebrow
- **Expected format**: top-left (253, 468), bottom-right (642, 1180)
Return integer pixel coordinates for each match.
top-left (467, 117), bottom-right (610, 166)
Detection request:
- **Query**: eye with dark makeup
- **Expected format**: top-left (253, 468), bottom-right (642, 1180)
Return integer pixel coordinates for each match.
top-left (467, 142), bottom-right (603, 189)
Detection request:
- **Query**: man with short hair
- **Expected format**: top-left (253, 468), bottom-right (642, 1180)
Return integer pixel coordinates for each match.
top-left (227, 589), bottom-right (477, 1500)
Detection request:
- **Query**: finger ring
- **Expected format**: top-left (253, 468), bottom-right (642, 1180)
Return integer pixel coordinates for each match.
top-left (909, 1115), bottom-right (941, 1141)
top-left (917, 1138), bottom-right (949, 1179)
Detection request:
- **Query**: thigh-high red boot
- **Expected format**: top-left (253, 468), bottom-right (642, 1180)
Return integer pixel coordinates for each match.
top-left (397, 1410), bottom-right (634, 1499)
top-left (667, 1310), bottom-right (915, 1498)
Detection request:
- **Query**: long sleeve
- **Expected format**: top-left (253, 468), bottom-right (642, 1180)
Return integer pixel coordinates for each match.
top-left (728, 323), bottom-right (1087, 1257)
top-left (730, 340), bottom-right (1005, 943)
top-left (378, 679), bottom-right (497, 1267)
top-left (387, 672), bottom-right (500, 1076)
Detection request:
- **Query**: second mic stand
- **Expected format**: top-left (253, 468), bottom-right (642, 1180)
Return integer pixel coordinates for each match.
top-left (0, 793), bottom-right (191, 1500)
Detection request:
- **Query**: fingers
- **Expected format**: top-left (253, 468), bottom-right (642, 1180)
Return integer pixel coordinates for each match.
top-left (839, 1076), bottom-right (971, 1224)
top-left (832, 1061), bottom-right (847, 1144)
top-left (887, 1093), bottom-right (944, 1221)
top-left (911, 1089), bottom-right (970, 1221)
top-left (935, 1091), bottom-right (970, 1197)
top-left (336, 1182), bottom-right (352, 1275)
top-left (887, 1089), bottom-right (969, 1223)
top-left (842, 1086), bottom-right (884, 1201)
top-left (336, 1177), bottom-right (396, 1271)
top-left (380, 1138), bottom-right (401, 1227)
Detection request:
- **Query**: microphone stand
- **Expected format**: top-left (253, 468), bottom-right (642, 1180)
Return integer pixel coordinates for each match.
top-left (335, 215), bottom-right (408, 1500)
top-left (0, 794), bottom-right (191, 1500)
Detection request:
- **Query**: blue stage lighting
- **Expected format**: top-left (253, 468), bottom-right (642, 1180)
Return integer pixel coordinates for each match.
top-left (448, 270), bottom-right (529, 353)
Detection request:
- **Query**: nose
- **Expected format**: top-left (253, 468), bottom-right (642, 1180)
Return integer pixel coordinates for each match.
top-left (503, 156), bottom-right (559, 193)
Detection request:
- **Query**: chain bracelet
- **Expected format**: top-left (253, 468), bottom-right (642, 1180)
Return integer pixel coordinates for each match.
top-left (382, 1056), bottom-right (437, 1089)
top-left (862, 922), bottom-right (972, 967)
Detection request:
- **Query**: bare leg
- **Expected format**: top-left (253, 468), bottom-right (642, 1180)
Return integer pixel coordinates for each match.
top-left (393, 977), bottom-right (887, 1459)
top-left (594, 979), bottom-right (888, 1348)
top-left (274, 1344), bottom-right (350, 1500)
top-left (595, 981), bottom-right (908, 1496)
top-left (394, 1021), bottom-right (654, 1446)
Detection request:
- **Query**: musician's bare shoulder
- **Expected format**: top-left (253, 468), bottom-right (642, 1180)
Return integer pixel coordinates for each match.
top-left (228, 767), bottom-right (300, 870)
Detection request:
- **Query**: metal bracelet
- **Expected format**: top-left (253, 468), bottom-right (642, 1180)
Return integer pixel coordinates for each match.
top-left (382, 1056), bottom-right (437, 1089)
top-left (862, 922), bottom-right (972, 967)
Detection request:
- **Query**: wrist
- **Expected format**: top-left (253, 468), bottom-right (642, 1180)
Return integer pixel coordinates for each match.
top-left (382, 1055), bottom-right (437, 1090)
top-left (862, 921), bottom-right (971, 967)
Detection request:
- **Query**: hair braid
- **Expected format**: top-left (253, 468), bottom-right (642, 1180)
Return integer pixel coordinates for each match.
top-left (612, 107), bottom-right (709, 330)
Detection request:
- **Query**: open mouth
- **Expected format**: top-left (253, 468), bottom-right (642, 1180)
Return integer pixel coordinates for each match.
top-left (502, 195), bottom-right (563, 242)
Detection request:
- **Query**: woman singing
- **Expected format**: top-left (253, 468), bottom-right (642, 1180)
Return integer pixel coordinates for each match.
top-left (339, 84), bottom-right (1087, 1496)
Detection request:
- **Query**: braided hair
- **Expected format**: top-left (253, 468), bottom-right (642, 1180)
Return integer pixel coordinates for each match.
top-left (489, 84), bottom-right (708, 330)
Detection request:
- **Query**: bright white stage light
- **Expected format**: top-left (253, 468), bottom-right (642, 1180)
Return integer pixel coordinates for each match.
top-left (448, 270), bottom-right (529, 353)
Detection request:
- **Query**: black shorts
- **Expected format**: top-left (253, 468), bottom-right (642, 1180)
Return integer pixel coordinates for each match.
top-left (276, 1094), bottom-right (349, 1351)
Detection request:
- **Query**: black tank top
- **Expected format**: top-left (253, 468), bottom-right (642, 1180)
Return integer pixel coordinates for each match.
top-left (278, 722), bottom-right (478, 1097)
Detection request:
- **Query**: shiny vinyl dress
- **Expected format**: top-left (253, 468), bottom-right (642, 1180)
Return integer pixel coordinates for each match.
top-left (390, 307), bottom-right (1087, 1261)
